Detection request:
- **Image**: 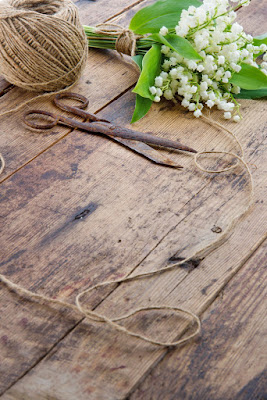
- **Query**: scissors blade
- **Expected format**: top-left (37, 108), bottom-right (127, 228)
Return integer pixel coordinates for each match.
top-left (111, 137), bottom-right (183, 169)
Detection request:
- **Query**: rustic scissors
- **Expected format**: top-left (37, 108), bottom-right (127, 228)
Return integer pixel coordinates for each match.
top-left (24, 92), bottom-right (197, 168)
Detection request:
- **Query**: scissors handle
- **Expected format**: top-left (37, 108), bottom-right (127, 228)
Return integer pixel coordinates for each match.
top-left (24, 109), bottom-right (59, 130)
top-left (54, 92), bottom-right (108, 123)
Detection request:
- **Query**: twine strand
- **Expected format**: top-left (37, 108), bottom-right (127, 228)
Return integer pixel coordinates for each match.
top-left (0, 82), bottom-right (78, 119)
top-left (0, 153), bottom-right (5, 175)
top-left (201, 114), bottom-right (244, 158)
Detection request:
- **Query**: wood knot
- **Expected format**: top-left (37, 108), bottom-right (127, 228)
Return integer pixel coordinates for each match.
top-left (211, 225), bottom-right (222, 234)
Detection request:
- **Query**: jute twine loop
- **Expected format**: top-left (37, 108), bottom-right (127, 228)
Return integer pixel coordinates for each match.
top-left (75, 270), bottom-right (201, 346)
top-left (95, 23), bottom-right (140, 56)
top-left (0, 0), bottom-right (88, 92)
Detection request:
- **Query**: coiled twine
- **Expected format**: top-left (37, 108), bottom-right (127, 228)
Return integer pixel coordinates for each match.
top-left (0, 0), bottom-right (88, 91)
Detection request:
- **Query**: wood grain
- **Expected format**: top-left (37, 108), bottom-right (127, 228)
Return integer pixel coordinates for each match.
top-left (129, 240), bottom-right (267, 400)
top-left (1, 91), bottom-right (266, 399)
top-left (236, 0), bottom-right (267, 36)
top-left (0, 0), bottom-right (266, 398)
top-left (0, 0), bottom-right (146, 392)
top-left (74, 0), bottom-right (147, 25)
top-left (0, 52), bottom-right (139, 181)
top-left (0, 290), bottom-right (80, 395)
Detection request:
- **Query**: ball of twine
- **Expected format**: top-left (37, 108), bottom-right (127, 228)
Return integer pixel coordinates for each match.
top-left (0, 0), bottom-right (88, 92)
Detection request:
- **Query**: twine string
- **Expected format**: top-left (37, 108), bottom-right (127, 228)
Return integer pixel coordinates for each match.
top-left (0, 110), bottom-right (254, 347)
top-left (95, 23), bottom-right (140, 56)
top-left (0, 153), bottom-right (5, 175)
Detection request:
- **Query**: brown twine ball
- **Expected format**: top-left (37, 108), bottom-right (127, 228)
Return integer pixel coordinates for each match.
top-left (0, 0), bottom-right (88, 92)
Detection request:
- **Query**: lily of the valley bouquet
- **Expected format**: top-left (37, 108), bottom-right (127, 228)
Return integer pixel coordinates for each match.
top-left (84, 0), bottom-right (267, 123)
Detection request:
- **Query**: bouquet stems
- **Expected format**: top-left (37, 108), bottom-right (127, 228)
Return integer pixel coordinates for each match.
top-left (83, 25), bottom-right (156, 56)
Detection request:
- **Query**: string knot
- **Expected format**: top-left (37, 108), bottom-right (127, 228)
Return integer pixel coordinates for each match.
top-left (116, 29), bottom-right (138, 56)
top-left (95, 23), bottom-right (140, 56)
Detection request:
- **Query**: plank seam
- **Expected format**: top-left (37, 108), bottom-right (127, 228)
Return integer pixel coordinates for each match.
top-left (0, 172), bottom-right (234, 395)
top-left (1, 134), bottom-right (265, 397)
top-left (0, 0), bottom-right (247, 184)
top-left (0, 0), bottom-right (143, 183)
top-left (0, 83), bottom-right (14, 98)
top-left (0, 156), bottom-right (262, 396)
top-left (104, 0), bottom-right (147, 23)
top-left (0, 317), bottom-right (84, 397)
top-left (2, 235), bottom-right (265, 398)
top-left (123, 235), bottom-right (267, 400)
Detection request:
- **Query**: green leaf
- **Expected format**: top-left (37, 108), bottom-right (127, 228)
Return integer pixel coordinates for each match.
top-left (129, 0), bottom-right (201, 34)
top-left (132, 55), bottom-right (144, 70)
top-left (131, 54), bottom-right (153, 123)
top-left (235, 88), bottom-right (267, 99)
top-left (132, 44), bottom-right (162, 100)
top-left (253, 32), bottom-right (267, 47)
top-left (131, 95), bottom-right (153, 123)
top-left (230, 63), bottom-right (267, 90)
top-left (148, 33), bottom-right (202, 60)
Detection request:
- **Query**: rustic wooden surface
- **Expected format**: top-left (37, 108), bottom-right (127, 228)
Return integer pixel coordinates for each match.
top-left (130, 240), bottom-right (267, 400)
top-left (0, 0), bottom-right (266, 399)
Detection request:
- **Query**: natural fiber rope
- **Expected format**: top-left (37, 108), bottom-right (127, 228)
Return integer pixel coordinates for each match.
top-left (0, 110), bottom-right (254, 347)
top-left (95, 23), bottom-right (140, 56)
top-left (0, 0), bottom-right (88, 92)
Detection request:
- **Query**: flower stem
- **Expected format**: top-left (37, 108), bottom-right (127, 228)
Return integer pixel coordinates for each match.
top-left (83, 25), bottom-right (154, 55)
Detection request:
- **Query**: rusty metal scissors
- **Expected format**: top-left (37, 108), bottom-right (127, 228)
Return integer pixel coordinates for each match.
top-left (24, 92), bottom-right (197, 169)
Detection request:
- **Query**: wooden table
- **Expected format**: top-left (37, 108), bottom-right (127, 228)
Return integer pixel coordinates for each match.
top-left (0, 1), bottom-right (266, 399)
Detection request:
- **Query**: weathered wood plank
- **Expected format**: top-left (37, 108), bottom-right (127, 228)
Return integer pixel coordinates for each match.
top-left (1, 90), bottom-right (266, 399)
top-left (0, 50), bottom-right (138, 180)
top-left (2, 184), bottom-right (266, 400)
top-left (0, 0), bottom-right (145, 88)
top-left (1, 0), bottom-right (264, 181)
top-left (0, 291), bottom-right (80, 395)
top-left (129, 240), bottom-right (267, 400)
top-left (74, 0), bottom-right (147, 25)
top-left (0, 56), bottom-right (138, 181)
top-left (2, 89), bottom-right (265, 297)
top-left (0, 0), bottom-right (145, 101)
top-left (236, 0), bottom-right (267, 36)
